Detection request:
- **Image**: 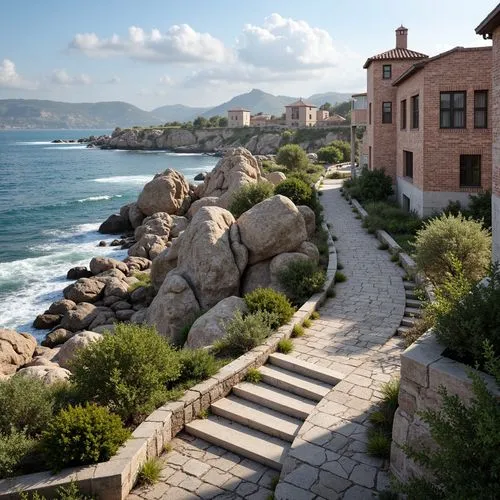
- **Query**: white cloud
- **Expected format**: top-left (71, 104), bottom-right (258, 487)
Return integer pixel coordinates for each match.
top-left (159, 75), bottom-right (173, 85)
top-left (237, 14), bottom-right (339, 70)
top-left (51, 69), bottom-right (92, 86)
top-left (70, 24), bottom-right (229, 63)
top-left (0, 59), bottom-right (37, 89)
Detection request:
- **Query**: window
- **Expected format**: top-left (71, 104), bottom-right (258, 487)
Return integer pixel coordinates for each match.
top-left (411, 95), bottom-right (419, 129)
top-left (369, 146), bottom-right (372, 169)
top-left (309, 114), bottom-right (312, 119)
top-left (291, 108), bottom-right (299, 120)
top-left (404, 150), bottom-right (413, 178)
top-left (440, 92), bottom-right (466, 128)
top-left (474, 91), bottom-right (488, 128)
top-left (383, 64), bottom-right (392, 79)
top-left (369, 103), bottom-right (372, 124)
top-left (401, 99), bottom-right (407, 129)
top-left (382, 102), bottom-right (392, 124)
top-left (402, 195), bottom-right (411, 213)
top-left (460, 155), bottom-right (481, 187)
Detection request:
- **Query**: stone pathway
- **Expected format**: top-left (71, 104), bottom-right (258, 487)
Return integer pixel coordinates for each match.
top-left (129, 180), bottom-right (407, 499)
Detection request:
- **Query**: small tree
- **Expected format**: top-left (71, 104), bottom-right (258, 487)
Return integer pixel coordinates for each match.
top-left (193, 116), bottom-right (208, 128)
top-left (229, 182), bottom-right (275, 218)
top-left (219, 117), bottom-right (228, 127)
top-left (330, 140), bottom-right (351, 161)
top-left (317, 145), bottom-right (343, 164)
top-left (276, 144), bottom-right (309, 170)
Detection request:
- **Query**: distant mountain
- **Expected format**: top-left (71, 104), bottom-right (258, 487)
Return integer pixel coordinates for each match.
top-left (152, 104), bottom-right (211, 123)
top-left (0, 90), bottom-right (354, 129)
top-left (0, 99), bottom-right (164, 129)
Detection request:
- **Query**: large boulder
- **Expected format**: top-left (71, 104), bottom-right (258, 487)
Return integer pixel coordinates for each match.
top-left (47, 299), bottom-right (76, 316)
top-left (195, 148), bottom-right (262, 208)
top-left (129, 234), bottom-right (168, 260)
top-left (63, 277), bottom-right (105, 303)
top-left (177, 206), bottom-right (242, 310)
top-left (89, 257), bottom-right (129, 276)
top-left (187, 197), bottom-right (222, 219)
top-left (265, 171), bottom-right (286, 186)
top-left (269, 252), bottom-right (309, 287)
top-left (296, 241), bottom-right (320, 263)
top-left (297, 205), bottom-right (316, 239)
top-left (98, 213), bottom-right (131, 234)
top-left (137, 169), bottom-right (190, 216)
top-left (16, 365), bottom-right (71, 385)
top-left (54, 331), bottom-right (103, 369)
top-left (103, 278), bottom-right (129, 298)
top-left (240, 260), bottom-right (272, 295)
top-left (123, 256), bottom-right (151, 273)
top-left (0, 329), bottom-right (37, 376)
top-left (128, 202), bottom-right (145, 229)
top-left (66, 267), bottom-right (92, 280)
top-left (186, 297), bottom-right (247, 349)
top-left (33, 314), bottom-right (60, 330)
top-left (238, 195), bottom-right (308, 264)
top-left (146, 273), bottom-right (201, 344)
top-left (60, 302), bottom-right (99, 331)
top-left (150, 238), bottom-right (181, 291)
top-left (41, 328), bottom-right (75, 348)
top-left (129, 212), bottom-right (173, 259)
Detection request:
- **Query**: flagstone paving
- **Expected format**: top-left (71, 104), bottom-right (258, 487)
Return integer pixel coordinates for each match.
top-left (130, 179), bottom-right (407, 499)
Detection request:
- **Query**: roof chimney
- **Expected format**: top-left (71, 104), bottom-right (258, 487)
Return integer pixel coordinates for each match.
top-left (396, 25), bottom-right (408, 49)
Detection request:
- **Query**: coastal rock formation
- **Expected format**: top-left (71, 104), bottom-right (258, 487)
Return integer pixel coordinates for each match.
top-left (42, 328), bottom-right (75, 348)
top-left (60, 302), bottom-right (99, 331)
top-left (0, 329), bottom-right (37, 376)
top-left (297, 241), bottom-right (320, 263)
top-left (150, 236), bottom-right (182, 291)
top-left (63, 277), bottom-right (106, 303)
top-left (16, 364), bottom-right (71, 385)
top-left (238, 195), bottom-right (307, 264)
top-left (67, 267), bottom-right (93, 280)
top-left (90, 257), bottom-right (129, 276)
top-left (47, 299), bottom-right (76, 316)
top-left (240, 260), bottom-right (272, 295)
top-left (123, 256), bottom-right (151, 273)
top-left (55, 331), bottom-right (103, 369)
top-left (146, 273), bottom-right (201, 344)
top-left (128, 202), bottom-right (145, 229)
top-left (129, 212), bottom-right (172, 259)
top-left (269, 252), bottom-right (309, 286)
top-left (195, 148), bottom-right (262, 208)
top-left (137, 169), bottom-right (190, 216)
top-left (186, 296), bottom-right (247, 348)
top-left (33, 313), bottom-right (60, 329)
top-left (297, 206), bottom-right (316, 239)
top-left (98, 213), bottom-right (131, 234)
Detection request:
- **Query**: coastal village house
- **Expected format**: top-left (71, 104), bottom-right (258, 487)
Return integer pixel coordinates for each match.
top-left (227, 108), bottom-right (250, 128)
top-left (361, 26), bottom-right (492, 216)
top-left (285, 99), bottom-right (318, 127)
top-left (477, 5), bottom-right (500, 262)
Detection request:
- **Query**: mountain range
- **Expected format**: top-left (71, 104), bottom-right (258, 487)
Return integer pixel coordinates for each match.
top-left (0, 89), bottom-right (352, 129)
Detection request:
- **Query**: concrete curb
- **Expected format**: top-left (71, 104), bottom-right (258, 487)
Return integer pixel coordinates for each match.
top-left (0, 222), bottom-right (336, 500)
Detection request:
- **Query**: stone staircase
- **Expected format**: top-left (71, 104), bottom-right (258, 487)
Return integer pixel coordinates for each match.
top-left (185, 352), bottom-right (343, 471)
top-left (396, 280), bottom-right (424, 336)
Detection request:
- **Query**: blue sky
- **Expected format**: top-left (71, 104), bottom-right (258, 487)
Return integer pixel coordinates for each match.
top-left (0, 0), bottom-right (497, 109)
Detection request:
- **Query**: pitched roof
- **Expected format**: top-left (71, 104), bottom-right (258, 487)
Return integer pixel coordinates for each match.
top-left (285, 98), bottom-right (317, 108)
top-left (228, 108), bottom-right (250, 112)
top-left (392, 46), bottom-right (492, 86)
top-left (476, 4), bottom-right (500, 37)
top-left (363, 48), bottom-right (428, 69)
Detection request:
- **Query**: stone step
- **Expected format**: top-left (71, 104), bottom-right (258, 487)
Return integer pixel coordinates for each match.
top-left (185, 415), bottom-right (290, 470)
top-left (401, 317), bottom-right (417, 327)
top-left (403, 281), bottom-right (416, 290)
top-left (405, 290), bottom-right (418, 300)
top-left (268, 352), bottom-right (343, 385)
top-left (397, 326), bottom-right (411, 336)
top-left (405, 307), bottom-right (423, 318)
top-left (211, 395), bottom-right (301, 442)
top-left (259, 365), bottom-right (331, 402)
top-left (406, 299), bottom-right (423, 309)
top-left (233, 382), bottom-right (316, 420)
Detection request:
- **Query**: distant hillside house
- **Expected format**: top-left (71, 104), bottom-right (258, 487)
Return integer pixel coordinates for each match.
top-left (285, 99), bottom-right (317, 127)
top-left (315, 113), bottom-right (347, 128)
top-left (317, 109), bottom-right (330, 122)
top-left (227, 108), bottom-right (250, 127)
top-left (250, 114), bottom-right (272, 127)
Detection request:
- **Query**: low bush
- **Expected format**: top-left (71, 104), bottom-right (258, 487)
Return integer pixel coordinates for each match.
top-left (245, 368), bottom-right (262, 383)
top-left (367, 429), bottom-right (391, 458)
top-left (317, 145), bottom-right (343, 164)
top-left (302, 318), bottom-right (312, 328)
top-left (326, 170), bottom-right (351, 180)
top-left (413, 213), bottom-right (491, 285)
top-left (19, 482), bottom-right (95, 500)
top-left (277, 339), bottom-right (293, 354)
top-left (343, 168), bottom-right (393, 203)
top-left (70, 323), bottom-right (182, 424)
top-left (335, 271), bottom-right (347, 282)
top-left (261, 160), bottom-right (283, 173)
top-left (276, 144), bottom-right (308, 170)
top-left (214, 311), bottom-right (274, 357)
top-left (443, 191), bottom-right (492, 229)
top-left (310, 311), bottom-right (320, 320)
top-left (0, 429), bottom-right (37, 479)
top-left (176, 349), bottom-right (221, 387)
top-left (275, 178), bottom-right (313, 207)
top-left (0, 376), bottom-right (56, 437)
top-left (244, 288), bottom-right (295, 329)
top-left (291, 324), bottom-right (305, 338)
top-left (398, 373), bottom-right (500, 500)
top-left (137, 458), bottom-right (162, 486)
top-left (128, 272), bottom-right (152, 293)
top-left (228, 183), bottom-right (275, 218)
top-left (277, 260), bottom-right (327, 305)
top-left (363, 202), bottom-right (422, 236)
top-left (41, 404), bottom-right (130, 471)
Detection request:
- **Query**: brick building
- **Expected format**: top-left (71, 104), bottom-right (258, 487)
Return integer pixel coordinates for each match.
top-left (285, 99), bottom-right (317, 127)
top-left (363, 26), bottom-right (492, 216)
top-left (477, 5), bottom-right (500, 262)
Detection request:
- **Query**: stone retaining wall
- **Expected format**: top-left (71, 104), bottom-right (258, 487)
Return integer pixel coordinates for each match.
top-left (0, 224), bottom-right (337, 500)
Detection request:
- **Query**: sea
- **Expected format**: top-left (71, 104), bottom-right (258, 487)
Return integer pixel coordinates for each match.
top-left (0, 129), bottom-right (219, 340)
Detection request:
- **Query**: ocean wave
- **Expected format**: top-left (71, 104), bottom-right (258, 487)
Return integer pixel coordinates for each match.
top-left (77, 194), bottom-right (122, 203)
top-left (14, 141), bottom-right (54, 145)
top-left (43, 145), bottom-right (87, 150)
top-left (93, 175), bottom-right (153, 185)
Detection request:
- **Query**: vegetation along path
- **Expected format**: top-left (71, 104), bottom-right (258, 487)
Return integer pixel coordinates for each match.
top-left (129, 179), bottom-right (407, 500)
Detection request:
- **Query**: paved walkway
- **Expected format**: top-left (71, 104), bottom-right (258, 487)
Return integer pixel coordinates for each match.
top-left (130, 180), bottom-right (407, 499)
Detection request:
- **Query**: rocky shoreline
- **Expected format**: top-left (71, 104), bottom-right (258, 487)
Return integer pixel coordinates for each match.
top-left (1, 148), bottom-right (323, 386)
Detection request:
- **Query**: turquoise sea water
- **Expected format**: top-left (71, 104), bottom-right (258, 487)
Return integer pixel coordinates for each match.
top-left (0, 130), bottom-right (218, 338)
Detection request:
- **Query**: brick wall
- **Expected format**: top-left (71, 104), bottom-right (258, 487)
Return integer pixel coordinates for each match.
top-left (493, 28), bottom-right (500, 262)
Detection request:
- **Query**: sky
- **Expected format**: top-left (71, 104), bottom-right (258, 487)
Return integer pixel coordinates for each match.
top-left (0, 0), bottom-right (497, 110)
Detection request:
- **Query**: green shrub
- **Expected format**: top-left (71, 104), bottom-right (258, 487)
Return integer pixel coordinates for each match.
top-left (330, 140), bottom-right (351, 161)
top-left (367, 429), bottom-right (391, 458)
top-left (398, 373), bottom-right (500, 500)
top-left (0, 376), bottom-right (56, 437)
top-left (128, 272), bottom-right (152, 293)
top-left (378, 242), bottom-right (389, 250)
top-left (326, 287), bottom-right (336, 298)
top-left (326, 170), bottom-right (351, 180)
top-left (261, 160), bottom-right (283, 173)
top-left (413, 213), bottom-right (491, 285)
top-left (244, 288), bottom-right (295, 329)
top-left (277, 260), bottom-right (327, 305)
top-left (317, 145), bottom-right (343, 164)
top-left (277, 339), bottom-right (293, 354)
top-left (291, 324), bottom-right (305, 338)
top-left (214, 311), bottom-right (274, 357)
top-left (302, 318), bottom-right (312, 328)
top-left (468, 190), bottom-right (492, 229)
top-left (41, 404), bottom-right (129, 471)
top-left (137, 458), bottom-right (162, 486)
top-left (228, 182), bottom-right (275, 218)
top-left (245, 368), bottom-right (262, 383)
top-left (310, 311), bottom-right (320, 320)
top-left (70, 323), bottom-right (182, 424)
top-left (335, 271), bottom-right (347, 282)
top-left (0, 429), bottom-right (37, 479)
top-left (176, 349), bottom-right (220, 387)
top-left (280, 130), bottom-right (293, 144)
top-left (434, 265), bottom-right (500, 373)
top-left (343, 168), bottom-right (393, 203)
top-left (363, 201), bottom-right (422, 235)
top-left (276, 144), bottom-right (308, 170)
top-left (275, 178), bottom-right (313, 207)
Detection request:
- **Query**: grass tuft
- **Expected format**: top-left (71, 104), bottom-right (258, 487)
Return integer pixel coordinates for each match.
top-left (302, 318), bottom-right (312, 328)
top-left (390, 254), bottom-right (400, 263)
top-left (336, 262), bottom-right (344, 270)
top-left (277, 339), bottom-right (293, 354)
top-left (291, 324), bottom-right (305, 338)
top-left (335, 271), bottom-right (347, 282)
top-left (310, 311), bottom-right (320, 320)
top-left (245, 368), bottom-right (263, 383)
top-left (378, 242), bottom-right (389, 251)
top-left (326, 287), bottom-right (336, 299)
top-left (197, 409), bottom-right (209, 419)
top-left (367, 429), bottom-right (391, 458)
top-left (137, 458), bottom-right (162, 486)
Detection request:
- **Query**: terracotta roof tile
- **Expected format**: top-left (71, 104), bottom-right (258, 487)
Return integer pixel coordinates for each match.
top-left (285, 99), bottom-right (317, 108)
top-left (363, 48), bottom-right (428, 68)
